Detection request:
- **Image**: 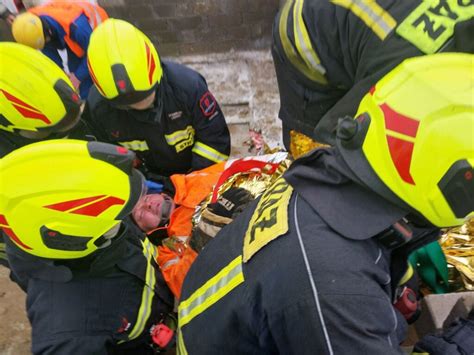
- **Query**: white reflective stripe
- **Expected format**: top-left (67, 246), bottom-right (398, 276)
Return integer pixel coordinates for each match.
top-left (293, 0), bottom-right (326, 75)
top-left (178, 255), bottom-right (243, 327)
top-left (278, 0), bottom-right (328, 83)
top-left (83, 4), bottom-right (103, 28)
top-left (192, 142), bottom-right (229, 163)
top-left (125, 238), bottom-right (157, 341)
top-left (165, 126), bottom-right (195, 145)
top-left (161, 257), bottom-right (180, 270)
top-left (294, 195), bottom-right (334, 354)
top-left (330, 0), bottom-right (396, 40)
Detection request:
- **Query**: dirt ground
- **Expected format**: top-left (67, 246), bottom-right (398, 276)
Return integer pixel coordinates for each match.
top-left (0, 268), bottom-right (30, 354)
top-left (0, 50), bottom-right (281, 353)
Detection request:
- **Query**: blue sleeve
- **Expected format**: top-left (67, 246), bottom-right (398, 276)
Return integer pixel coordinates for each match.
top-left (190, 77), bottom-right (231, 170)
top-left (42, 45), bottom-right (63, 69)
top-left (69, 14), bottom-right (92, 81)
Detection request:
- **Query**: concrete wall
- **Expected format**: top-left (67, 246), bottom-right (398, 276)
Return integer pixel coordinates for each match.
top-left (98, 0), bottom-right (279, 57)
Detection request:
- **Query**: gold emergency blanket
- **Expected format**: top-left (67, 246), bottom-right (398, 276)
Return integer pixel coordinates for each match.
top-left (440, 218), bottom-right (474, 291)
top-left (192, 153), bottom-right (292, 229)
top-left (290, 130), bottom-right (328, 159)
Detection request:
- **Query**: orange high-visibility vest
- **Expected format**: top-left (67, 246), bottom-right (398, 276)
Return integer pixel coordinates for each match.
top-left (29, 0), bottom-right (108, 57)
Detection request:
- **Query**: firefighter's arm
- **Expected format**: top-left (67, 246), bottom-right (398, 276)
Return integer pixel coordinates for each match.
top-left (69, 14), bottom-right (93, 82)
top-left (267, 292), bottom-right (405, 354)
top-left (33, 334), bottom-right (114, 355)
top-left (190, 80), bottom-right (230, 170)
top-left (41, 45), bottom-right (63, 69)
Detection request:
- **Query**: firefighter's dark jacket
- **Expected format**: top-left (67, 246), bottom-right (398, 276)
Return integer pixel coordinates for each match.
top-left (82, 60), bottom-right (231, 177)
top-left (5, 219), bottom-right (174, 354)
top-left (178, 148), bottom-right (439, 354)
top-left (272, 0), bottom-right (474, 143)
top-left (0, 119), bottom-right (90, 158)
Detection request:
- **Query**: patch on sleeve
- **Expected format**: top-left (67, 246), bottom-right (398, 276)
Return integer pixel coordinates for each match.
top-left (199, 91), bottom-right (217, 118)
top-left (243, 178), bottom-right (293, 262)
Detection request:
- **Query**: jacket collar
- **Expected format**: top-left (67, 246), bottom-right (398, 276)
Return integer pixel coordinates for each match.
top-left (284, 148), bottom-right (408, 240)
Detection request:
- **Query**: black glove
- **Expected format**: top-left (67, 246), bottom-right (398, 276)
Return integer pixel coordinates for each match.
top-left (414, 310), bottom-right (474, 355)
top-left (208, 187), bottom-right (254, 219)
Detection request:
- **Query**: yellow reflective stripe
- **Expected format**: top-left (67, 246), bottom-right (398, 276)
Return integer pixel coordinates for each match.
top-left (177, 328), bottom-right (188, 355)
top-left (293, 0), bottom-right (326, 75)
top-left (331, 0), bottom-right (397, 40)
top-left (118, 140), bottom-right (149, 152)
top-left (192, 142), bottom-right (229, 163)
top-left (120, 238), bottom-right (157, 343)
top-left (0, 243), bottom-right (6, 261)
top-left (179, 255), bottom-right (244, 327)
top-left (165, 126), bottom-right (195, 145)
top-left (278, 0), bottom-right (328, 84)
top-left (399, 263), bottom-right (414, 286)
top-left (386, 130), bottom-right (416, 143)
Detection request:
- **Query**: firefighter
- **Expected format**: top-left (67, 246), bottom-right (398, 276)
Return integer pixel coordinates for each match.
top-left (11, 0), bottom-right (108, 99)
top-left (0, 42), bottom-right (85, 270)
top-left (272, 0), bottom-right (474, 149)
top-left (0, 41), bottom-right (82, 158)
top-left (0, 139), bottom-right (174, 353)
top-left (83, 19), bottom-right (231, 178)
top-left (177, 53), bottom-right (474, 354)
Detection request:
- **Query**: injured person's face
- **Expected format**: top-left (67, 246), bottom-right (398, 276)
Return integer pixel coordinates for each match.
top-left (132, 193), bottom-right (176, 232)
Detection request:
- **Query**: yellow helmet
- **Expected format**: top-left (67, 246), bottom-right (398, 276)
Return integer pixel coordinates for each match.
top-left (337, 53), bottom-right (474, 228)
top-left (0, 140), bottom-right (146, 259)
top-left (87, 19), bottom-right (162, 106)
top-left (0, 42), bottom-right (81, 134)
top-left (12, 12), bottom-right (45, 50)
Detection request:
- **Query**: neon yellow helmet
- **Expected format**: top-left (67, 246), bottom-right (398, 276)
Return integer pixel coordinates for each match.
top-left (0, 140), bottom-right (146, 259)
top-left (0, 42), bottom-right (81, 135)
top-left (337, 53), bottom-right (474, 228)
top-left (12, 12), bottom-right (45, 50)
top-left (87, 19), bottom-right (162, 106)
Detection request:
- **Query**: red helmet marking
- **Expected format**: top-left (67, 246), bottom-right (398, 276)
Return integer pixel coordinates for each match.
top-left (45, 195), bottom-right (125, 217)
top-left (145, 42), bottom-right (156, 85)
top-left (12, 105), bottom-right (51, 123)
top-left (70, 196), bottom-right (125, 217)
top-left (1, 89), bottom-right (40, 111)
top-left (380, 103), bottom-right (420, 138)
top-left (1, 89), bottom-right (51, 124)
top-left (45, 195), bottom-right (106, 212)
top-left (386, 135), bottom-right (416, 185)
top-left (87, 58), bottom-right (106, 96)
top-left (369, 86), bottom-right (376, 95)
top-left (0, 214), bottom-right (32, 250)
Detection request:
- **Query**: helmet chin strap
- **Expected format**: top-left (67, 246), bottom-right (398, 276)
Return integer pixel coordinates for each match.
top-left (97, 223), bottom-right (122, 249)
